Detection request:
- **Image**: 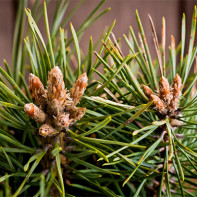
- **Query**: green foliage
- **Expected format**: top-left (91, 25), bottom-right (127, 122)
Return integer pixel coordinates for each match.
top-left (0, 0), bottom-right (197, 196)
top-left (85, 5), bottom-right (197, 196)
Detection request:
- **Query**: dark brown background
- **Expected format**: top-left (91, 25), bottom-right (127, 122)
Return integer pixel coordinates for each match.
top-left (0, 0), bottom-right (196, 67)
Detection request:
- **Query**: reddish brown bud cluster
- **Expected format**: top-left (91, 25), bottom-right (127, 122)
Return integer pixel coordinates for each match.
top-left (24, 66), bottom-right (88, 137)
top-left (143, 74), bottom-right (182, 115)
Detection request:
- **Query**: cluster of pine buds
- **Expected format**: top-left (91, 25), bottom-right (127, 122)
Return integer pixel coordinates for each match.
top-left (24, 66), bottom-right (88, 137)
top-left (142, 74), bottom-right (182, 116)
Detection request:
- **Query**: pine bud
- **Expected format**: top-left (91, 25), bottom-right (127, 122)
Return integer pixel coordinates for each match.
top-left (39, 123), bottom-right (58, 137)
top-left (169, 74), bottom-right (182, 112)
top-left (29, 74), bottom-right (46, 108)
top-left (47, 66), bottom-right (67, 115)
top-left (150, 94), bottom-right (167, 115)
top-left (54, 113), bottom-right (70, 129)
top-left (24, 103), bottom-right (46, 124)
top-left (70, 73), bottom-right (88, 105)
top-left (47, 66), bottom-right (66, 102)
top-left (171, 74), bottom-right (182, 99)
top-left (159, 76), bottom-right (172, 104)
top-left (142, 85), bottom-right (154, 100)
top-left (69, 107), bottom-right (86, 123)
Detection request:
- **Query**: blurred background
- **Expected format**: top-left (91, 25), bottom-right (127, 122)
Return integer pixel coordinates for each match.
top-left (0, 0), bottom-right (196, 67)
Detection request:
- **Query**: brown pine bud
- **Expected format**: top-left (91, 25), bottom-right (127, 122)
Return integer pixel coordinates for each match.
top-left (169, 74), bottom-right (182, 112)
top-left (69, 107), bottom-right (86, 123)
top-left (47, 66), bottom-right (66, 102)
top-left (29, 74), bottom-right (46, 109)
top-left (53, 113), bottom-right (70, 129)
top-left (70, 73), bottom-right (88, 105)
top-left (150, 94), bottom-right (167, 115)
top-left (47, 66), bottom-right (67, 115)
top-left (39, 123), bottom-right (58, 137)
top-left (142, 85), bottom-right (154, 100)
top-left (47, 99), bottom-right (64, 116)
top-left (159, 76), bottom-right (172, 104)
top-left (172, 74), bottom-right (182, 99)
top-left (169, 98), bottom-right (179, 113)
top-left (24, 103), bottom-right (46, 124)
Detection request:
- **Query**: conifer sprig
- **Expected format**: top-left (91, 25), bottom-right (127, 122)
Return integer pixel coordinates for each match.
top-left (87, 5), bottom-right (197, 197)
top-left (0, 1), bottom-right (122, 196)
top-left (0, 1), bottom-right (197, 196)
